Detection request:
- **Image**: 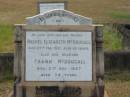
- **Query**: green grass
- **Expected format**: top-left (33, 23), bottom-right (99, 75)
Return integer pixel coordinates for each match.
top-left (0, 24), bottom-right (14, 52)
top-left (0, 73), bottom-right (13, 82)
top-left (0, 0), bottom-right (130, 23)
top-left (105, 71), bottom-right (130, 81)
top-left (108, 10), bottom-right (130, 20)
top-left (103, 25), bottom-right (123, 51)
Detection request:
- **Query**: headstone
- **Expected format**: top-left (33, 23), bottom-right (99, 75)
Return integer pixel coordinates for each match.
top-left (38, 2), bottom-right (67, 13)
top-left (14, 9), bottom-right (104, 97)
top-left (26, 9), bottom-right (92, 25)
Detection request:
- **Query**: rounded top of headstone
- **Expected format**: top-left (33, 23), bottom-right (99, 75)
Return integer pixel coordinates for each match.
top-left (26, 9), bottom-right (92, 25)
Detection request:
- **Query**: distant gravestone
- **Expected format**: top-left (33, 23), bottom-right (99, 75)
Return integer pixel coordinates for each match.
top-left (38, 2), bottom-right (67, 13)
top-left (26, 9), bottom-right (92, 25)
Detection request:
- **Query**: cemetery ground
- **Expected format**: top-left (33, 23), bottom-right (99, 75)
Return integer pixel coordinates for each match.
top-left (0, 1), bottom-right (130, 96)
top-left (0, 72), bottom-right (130, 97)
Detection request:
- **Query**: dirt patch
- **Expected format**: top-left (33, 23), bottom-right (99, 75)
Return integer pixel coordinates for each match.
top-left (0, 80), bottom-right (13, 97)
top-left (105, 80), bottom-right (130, 97)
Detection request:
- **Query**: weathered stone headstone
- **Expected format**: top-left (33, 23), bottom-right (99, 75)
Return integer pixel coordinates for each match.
top-left (14, 10), bottom-right (104, 97)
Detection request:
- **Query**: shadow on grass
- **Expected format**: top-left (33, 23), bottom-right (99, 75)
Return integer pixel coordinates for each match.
top-left (105, 71), bottom-right (130, 81)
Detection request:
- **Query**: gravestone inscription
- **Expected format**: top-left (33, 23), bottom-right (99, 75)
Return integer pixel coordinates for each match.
top-left (26, 31), bottom-right (92, 81)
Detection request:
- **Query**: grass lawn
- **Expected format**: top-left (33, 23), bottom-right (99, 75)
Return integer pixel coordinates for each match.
top-left (108, 10), bottom-right (130, 20)
top-left (0, 24), bottom-right (14, 52)
top-left (103, 25), bottom-right (123, 51)
top-left (0, 0), bottom-right (130, 24)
